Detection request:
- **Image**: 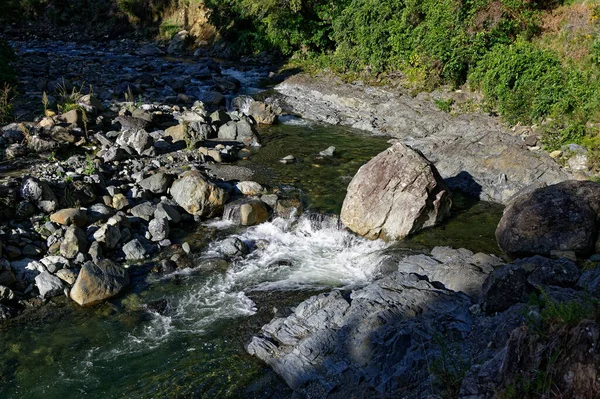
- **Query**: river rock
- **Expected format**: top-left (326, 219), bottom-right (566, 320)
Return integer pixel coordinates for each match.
top-left (340, 143), bottom-right (451, 240)
top-left (223, 198), bottom-right (270, 226)
top-left (56, 268), bottom-right (79, 285)
top-left (130, 202), bottom-right (156, 221)
top-left (35, 271), bottom-right (64, 299)
top-left (217, 120), bottom-right (261, 146)
top-left (21, 177), bottom-right (59, 213)
top-left (0, 285), bottom-right (14, 303)
top-left (0, 259), bottom-right (16, 286)
top-left (397, 247), bottom-right (502, 297)
top-left (138, 173), bottom-right (172, 194)
top-left (235, 181), bottom-right (264, 196)
top-left (60, 226), bottom-right (88, 259)
top-left (10, 258), bottom-right (44, 286)
top-left (93, 223), bottom-right (121, 249)
top-left (50, 208), bottom-right (88, 227)
top-left (148, 218), bottom-right (170, 242)
top-left (577, 268), bottom-right (600, 296)
top-left (40, 255), bottom-right (70, 273)
top-left (248, 101), bottom-right (279, 124)
top-left (496, 181), bottom-right (600, 257)
top-left (248, 272), bottom-right (473, 397)
top-left (154, 202), bottom-right (181, 223)
top-left (168, 30), bottom-right (189, 55)
top-left (170, 171), bottom-right (228, 217)
top-left (70, 260), bottom-right (130, 306)
top-left (219, 237), bottom-right (249, 258)
top-left (123, 239), bottom-right (148, 261)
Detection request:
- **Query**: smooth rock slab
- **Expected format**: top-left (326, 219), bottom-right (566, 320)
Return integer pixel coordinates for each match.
top-left (70, 260), bottom-right (130, 306)
top-left (341, 143), bottom-right (451, 240)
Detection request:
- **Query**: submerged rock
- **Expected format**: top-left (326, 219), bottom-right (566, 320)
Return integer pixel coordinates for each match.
top-left (341, 143), bottom-right (451, 240)
top-left (70, 260), bottom-right (130, 306)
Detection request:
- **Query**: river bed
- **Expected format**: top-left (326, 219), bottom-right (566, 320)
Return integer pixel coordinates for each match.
top-left (0, 118), bottom-right (503, 398)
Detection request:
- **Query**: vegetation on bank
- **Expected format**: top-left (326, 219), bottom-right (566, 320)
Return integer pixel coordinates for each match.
top-left (205, 0), bottom-right (600, 156)
top-left (2, 1), bottom-right (600, 159)
top-left (0, 39), bottom-right (16, 124)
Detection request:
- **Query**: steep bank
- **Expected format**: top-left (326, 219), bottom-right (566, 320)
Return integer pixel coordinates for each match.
top-left (268, 73), bottom-right (573, 204)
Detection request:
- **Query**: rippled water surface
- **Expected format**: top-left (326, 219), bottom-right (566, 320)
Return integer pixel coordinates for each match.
top-left (0, 121), bottom-right (503, 398)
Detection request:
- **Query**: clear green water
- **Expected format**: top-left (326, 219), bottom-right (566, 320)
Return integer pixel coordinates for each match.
top-left (0, 120), bottom-right (504, 399)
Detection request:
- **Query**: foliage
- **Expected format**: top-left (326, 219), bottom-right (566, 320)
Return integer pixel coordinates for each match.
top-left (435, 98), bottom-right (454, 113)
top-left (428, 334), bottom-right (470, 399)
top-left (0, 84), bottom-right (14, 125)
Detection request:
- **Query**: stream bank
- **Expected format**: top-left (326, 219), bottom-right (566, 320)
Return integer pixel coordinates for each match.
top-left (2, 38), bottom-right (597, 399)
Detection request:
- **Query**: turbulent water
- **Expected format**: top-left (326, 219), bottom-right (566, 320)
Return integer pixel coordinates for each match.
top-left (1, 41), bottom-right (504, 397)
top-left (0, 212), bottom-right (393, 399)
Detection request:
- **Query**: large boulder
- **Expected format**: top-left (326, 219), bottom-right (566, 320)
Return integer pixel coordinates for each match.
top-left (496, 181), bottom-right (600, 257)
top-left (340, 143), bottom-right (451, 240)
top-left (70, 260), bottom-right (130, 306)
top-left (170, 171), bottom-right (228, 217)
top-left (50, 208), bottom-right (87, 227)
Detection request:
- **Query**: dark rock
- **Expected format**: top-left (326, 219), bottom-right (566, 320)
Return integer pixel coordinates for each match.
top-left (219, 237), bottom-right (249, 258)
top-left (480, 264), bottom-right (528, 313)
top-left (496, 181), bottom-right (600, 257)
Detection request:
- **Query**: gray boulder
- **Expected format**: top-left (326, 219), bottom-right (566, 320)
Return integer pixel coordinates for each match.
top-left (170, 171), bottom-right (228, 217)
top-left (130, 202), bottom-right (156, 221)
top-left (341, 143), bottom-right (451, 240)
top-left (217, 120), bottom-right (261, 146)
top-left (93, 223), bottom-right (121, 249)
top-left (148, 218), bottom-right (170, 242)
top-left (138, 173), bottom-right (172, 194)
top-left (123, 239), bottom-right (148, 261)
top-left (35, 271), bottom-right (65, 299)
top-left (70, 260), bottom-right (130, 306)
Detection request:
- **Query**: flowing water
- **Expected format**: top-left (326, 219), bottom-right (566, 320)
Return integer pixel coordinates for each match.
top-left (0, 120), bottom-right (504, 398)
top-left (1, 53), bottom-right (504, 396)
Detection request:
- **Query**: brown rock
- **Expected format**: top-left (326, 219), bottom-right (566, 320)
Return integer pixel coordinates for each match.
top-left (70, 260), bottom-right (130, 306)
top-left (50, 208), bottom-right (88, 227)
